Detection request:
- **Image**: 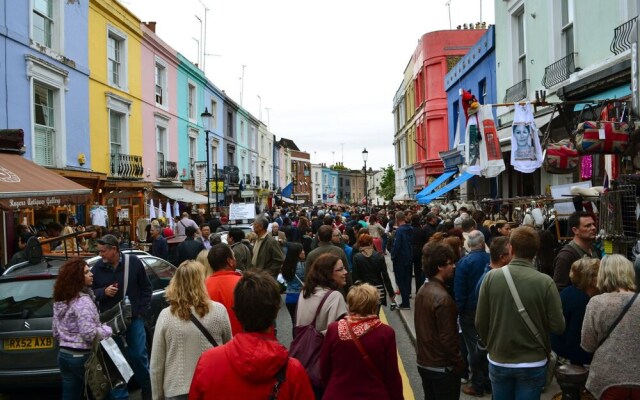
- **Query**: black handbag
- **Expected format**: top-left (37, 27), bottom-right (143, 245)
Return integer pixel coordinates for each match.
top-left (99, 255), bottom-right (131, 335)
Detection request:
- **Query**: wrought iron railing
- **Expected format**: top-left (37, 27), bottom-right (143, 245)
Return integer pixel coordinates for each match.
top-left (503, 79), bottom-right (529, 102)
top-left (541, 52), bottom-right (576, 88)
top-left (109, 153), bottom-right (143, 179)
top-left (158, 160), bottom-right (178, 180)
top-left (610, 16), bottom-right (638, 55)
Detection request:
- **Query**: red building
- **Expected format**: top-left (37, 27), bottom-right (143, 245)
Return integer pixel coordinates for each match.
top-left (413, 28), bottom-right (486, 188)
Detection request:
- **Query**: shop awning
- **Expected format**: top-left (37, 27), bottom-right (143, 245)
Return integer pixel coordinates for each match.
top-left (0, 154), bottom-right (91, 210)
top-left (574, 85), bottom-right (631, 111)
top-left (280, 196), bottom-right (304, 205)
top-left (418, 171), bottom-right (475, 204)
top-left (416, 170), bottom-right (456, 199)
top-left (155, 188), bottom-right (209, 204)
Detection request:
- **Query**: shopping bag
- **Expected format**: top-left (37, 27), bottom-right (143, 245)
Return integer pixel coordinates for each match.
top-left (85, 337), bottom-right (132, 400)
top-left (100, 337), bottom-right (134, 383)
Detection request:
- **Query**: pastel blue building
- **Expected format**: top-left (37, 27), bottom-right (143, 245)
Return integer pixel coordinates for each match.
top-left (444, 25), bottom-right (497, 198)
top-left (0, 0), bottom-right (90, 169)
top-left (322, 165), bottom-right (338, 204)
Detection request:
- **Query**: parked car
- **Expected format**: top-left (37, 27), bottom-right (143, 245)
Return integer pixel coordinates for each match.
top-left (0, 250), bottom-right (176, 387)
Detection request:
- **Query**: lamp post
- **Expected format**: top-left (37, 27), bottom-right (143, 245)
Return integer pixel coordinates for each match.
top-left (362, 148), bottom-right (368, 213)
top-left (201, 108), bottom-right (213, 218)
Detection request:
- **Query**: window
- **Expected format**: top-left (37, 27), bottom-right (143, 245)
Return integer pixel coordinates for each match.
top-left (155, 59), bottom-right (167, 107)
top-left (561, 0), bottom-right (574, 56)
top-left (156, 125), bottom-right (167, 167)
top-left (240, 121), bottom-right (245, 142)
top-left (107, 27), bottom-right (127, 89)
top-left (515, 10), bottom-right (526, 81)
top-left (32, 0), bottom-right (53, 47)
top-left (478, 79), bottom-right (487, 105)
top-left (210, 99), bottom-right (217, 128)
top-left (188, 83), bottom-right (196, 121)
top-left (188, 131), bottom-right (197, 178)
top-left (226, 111), bottom-right (233, 137)
top-left (211, 140), bottom-right (218, 166)
top-left (250, 126), bottom-right (256, 149)
top-left (228, 151), bottom-right (234, 166)
top-left (34, 84), bottom-right (55, 166)
top-left (109, 110), bottom-right (124, 155)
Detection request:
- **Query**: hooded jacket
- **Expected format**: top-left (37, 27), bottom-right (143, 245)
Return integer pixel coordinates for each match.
top-left (189, 332), bottom-right (313, 399)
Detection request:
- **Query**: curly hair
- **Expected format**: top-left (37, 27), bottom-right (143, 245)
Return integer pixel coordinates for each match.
top-left (53, 258), bottom-right (88, 302)
top-left (302, 253), bottom-right (341, 298)
top-left (165, 260), bottom-right (210, 320)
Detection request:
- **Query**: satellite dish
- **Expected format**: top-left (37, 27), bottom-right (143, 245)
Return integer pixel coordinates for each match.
top-left (25, 236), bottom-right (43, 265)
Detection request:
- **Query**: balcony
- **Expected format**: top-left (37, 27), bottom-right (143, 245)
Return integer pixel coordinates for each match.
top-left (244, 174), bottom-right (251, 186)
top-left (109, 153), bottom-right (143, 179)
top-left (503, 79), bottom-right (529, 103)
top-left (253, 175), bottom-right (261, 187)
top-left (263, 180), bottom-right (269, 189)
top-left (541, 53), bottom-right (576, 89)
top-left (157, 158), bottom-right (178, 181)
top-left (610, 16), bottom-right (637, 55)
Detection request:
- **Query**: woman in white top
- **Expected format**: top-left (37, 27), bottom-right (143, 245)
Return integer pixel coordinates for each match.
top-left (367, 215), bottom-right (385, 253)
top-left (150, 260), bottom-right (232, 400)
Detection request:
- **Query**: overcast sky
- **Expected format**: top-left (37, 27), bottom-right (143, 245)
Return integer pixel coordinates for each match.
top-left (121, 0), bottom-right (495, 170)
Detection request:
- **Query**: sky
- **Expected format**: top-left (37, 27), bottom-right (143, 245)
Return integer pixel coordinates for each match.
top-left (121, 0), bottom-right (495, 170)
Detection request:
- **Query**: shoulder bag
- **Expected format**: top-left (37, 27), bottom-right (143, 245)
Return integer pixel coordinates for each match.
top-left (99, 255), bottom-right (132, 335)
top-left (597, 292), bottom-right (638, 348)
top-left (288, 290), bottom-right (334, 388)
top-left (190, 312), bottom-right (218, 347)
top-left (84, 336), bottom-right (129, 400)
top-left (346, 321), bottom-right (384, 382)
top-left (502, 266), bottom-right (557, 387)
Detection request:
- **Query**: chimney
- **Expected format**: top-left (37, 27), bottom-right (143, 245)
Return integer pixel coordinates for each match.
top-left (144, 21), bottom-right (156, 32)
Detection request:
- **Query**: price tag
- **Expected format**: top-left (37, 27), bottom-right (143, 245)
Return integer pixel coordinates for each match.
top-left (599, 128), bottom-right (606, 140)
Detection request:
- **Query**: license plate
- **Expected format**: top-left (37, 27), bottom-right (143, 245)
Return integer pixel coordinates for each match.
top-left (4, 337), bottom-right (54, 351)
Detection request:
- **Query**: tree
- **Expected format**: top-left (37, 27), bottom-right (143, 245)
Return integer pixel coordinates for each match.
top-left (378, 164), bottom-right (395, 201)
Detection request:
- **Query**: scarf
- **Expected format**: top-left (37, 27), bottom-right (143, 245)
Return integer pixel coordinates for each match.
top-left (338, 314), bottom-right (381, 341)
top-left (360, 246), bottom-right (374, 258)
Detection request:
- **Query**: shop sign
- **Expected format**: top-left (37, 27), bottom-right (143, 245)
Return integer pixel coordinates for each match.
top-left (7, 196), bottom-right (62, 209)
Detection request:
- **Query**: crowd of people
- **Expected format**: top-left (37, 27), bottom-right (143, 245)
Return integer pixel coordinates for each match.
top-left (47, 201), bottom-right (640, 399)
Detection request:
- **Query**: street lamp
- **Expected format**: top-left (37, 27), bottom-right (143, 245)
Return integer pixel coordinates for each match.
top-left (201, 107), bottom-right (213, 217)
top-left (362, 148), bottom-right (368, 213)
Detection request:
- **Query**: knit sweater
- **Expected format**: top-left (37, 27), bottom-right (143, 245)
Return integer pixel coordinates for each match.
top-left (581, 292), bottom-right (640, 399)
top-left (150, 301), bottom-right (232, 400)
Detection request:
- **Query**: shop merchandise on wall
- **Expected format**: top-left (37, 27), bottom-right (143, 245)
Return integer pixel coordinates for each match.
top-left (511, 102), bottom-right (544, 173)
top-left (90, 205), bottom-right (108, 227)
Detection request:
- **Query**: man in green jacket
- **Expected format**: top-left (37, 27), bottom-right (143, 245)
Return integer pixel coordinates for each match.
top-left (251, 216), bottom-right (284, 278)
top-left (476, 226), bottom-right (565, 399)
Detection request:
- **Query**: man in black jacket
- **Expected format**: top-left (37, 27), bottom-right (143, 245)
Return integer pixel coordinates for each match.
top-left (92, 234), bottom-right (152, 400)
top-left (175, 226), bottom-right (205, 266)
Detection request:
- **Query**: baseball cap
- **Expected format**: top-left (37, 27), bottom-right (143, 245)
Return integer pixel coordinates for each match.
top-left (97, 234), bottom-right (119, 248)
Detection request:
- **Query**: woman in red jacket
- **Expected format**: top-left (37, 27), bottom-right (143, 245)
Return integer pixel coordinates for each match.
top-left (320, 283), bottom-right (403, 399)
top-left (189, 270), bottom-right (314, 400)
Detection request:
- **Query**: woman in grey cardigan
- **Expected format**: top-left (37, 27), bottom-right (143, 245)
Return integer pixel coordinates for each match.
top-left (150, 260), bottom-right (232, 400)
top-left (581, 254), bottom-right (640, 399)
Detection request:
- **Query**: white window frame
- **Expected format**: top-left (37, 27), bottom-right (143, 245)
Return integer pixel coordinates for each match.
top-left (210, 99), bottom-right (217, 130)
top-left (26, 54), bottom-right (67, 168)
top-left (30, 0), bottom-right (64, 54)
top-left (240, 120), bottom-right (245, 142)
top-left (155, 114), bottom-right (170, 173)
top-left (107, 25), bottom-right (128, 91)
top-left (106, 92), bottom-right (132, 157)
top-left (155, 57), bottom-right (168, 109)
top-left (560, 0), bottom-right (574, 57)
top-left (211, 139), bottom-right (219, 166)
top-left (188, 81), bottom-right (197, 122)
top-left (188, 128), bottom-right (198, 178)
top-left (514, 7), bottom-right (527, 82)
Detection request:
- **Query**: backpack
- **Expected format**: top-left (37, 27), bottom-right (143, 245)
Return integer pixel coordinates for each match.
top-left (288, 290), bottom-right (333, 388)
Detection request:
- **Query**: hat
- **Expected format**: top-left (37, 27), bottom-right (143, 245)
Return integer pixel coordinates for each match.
top-left (97, 234), bottom-right (119, 248)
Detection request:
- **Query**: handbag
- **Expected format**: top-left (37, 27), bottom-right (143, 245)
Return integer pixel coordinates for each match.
top-left (84, 336), bottom-right (133, 400)
top-left (502, 266), bottom-right (557, 387)
top-left (99, 255), bottom-right (131, 335)
top-left (190, 312), bottom-right (218, 347)
top-left (288, 290), bottom-right (334, 388)
top-left (574, 120), bottom-right (630, 154)
top-left (543, 139), bottom-right (581, 174)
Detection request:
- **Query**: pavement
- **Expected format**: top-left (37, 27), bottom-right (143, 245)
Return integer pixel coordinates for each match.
top-left (383, 253), bottom-right (562, 399)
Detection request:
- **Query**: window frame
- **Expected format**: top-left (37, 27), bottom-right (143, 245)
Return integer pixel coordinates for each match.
top-left (31, 0), bottom-right (64, 53)
top-left (106, 92), bottom-right (132, 158)
top-left (107, 25), bottom-right (128, 90)
top-left (188, 128), bottom-right (198, 178)
top-left (515, 9), bottom-right (527, 82)
top-left (155, 57), bottom-right (168, 109)
top-left (188, 81), bottom-right (197, 122)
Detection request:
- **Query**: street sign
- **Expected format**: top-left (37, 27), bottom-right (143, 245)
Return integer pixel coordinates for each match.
top-left (209, 180), bottom-right (224, 193)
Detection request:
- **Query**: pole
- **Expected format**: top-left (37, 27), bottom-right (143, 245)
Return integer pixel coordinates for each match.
top-left (364, 160), bottom-right (368, 213)
top-left (205, 131), bottom-right (211, 217)
top-left (214, 163), bottom-right (219, 212)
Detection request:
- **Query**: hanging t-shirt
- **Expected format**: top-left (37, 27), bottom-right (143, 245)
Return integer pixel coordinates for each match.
top-left (90, 206), bottom-right (108, 227)
top-left (477, 105), bottom-right (505, 178)
top-left (511, 103), bottom-right (544, 173)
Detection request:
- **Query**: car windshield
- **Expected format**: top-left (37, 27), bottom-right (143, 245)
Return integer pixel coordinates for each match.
top-left (0, 279), bottom-right (55, 319)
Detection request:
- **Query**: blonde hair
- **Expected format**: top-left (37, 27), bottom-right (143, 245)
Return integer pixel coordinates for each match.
top-left (597, 254), bottom-right (637, 293)
top-left (246, 232), bottom-right (258, 243)
top-left (196, 249), bottom-right (212, 276)
top-left (347, 283), bottom-right (379, 316)
top-left (165, 260), bottom-right (210, 320)
top-left (569, 258), bottom-right (600, 292)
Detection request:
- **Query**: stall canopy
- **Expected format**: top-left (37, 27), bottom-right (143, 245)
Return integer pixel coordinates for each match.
top-left (418, 171), bottom-right (475, 204)
top-left (155, 188), bottom-right (209, 204)
top-left (0, 154), bottom-right (91, 210)
top-left (416, 170), bottom-right (456, 199)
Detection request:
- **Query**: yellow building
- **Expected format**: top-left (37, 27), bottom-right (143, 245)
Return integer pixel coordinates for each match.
top-left (88, 0), bottom-right (147, 240)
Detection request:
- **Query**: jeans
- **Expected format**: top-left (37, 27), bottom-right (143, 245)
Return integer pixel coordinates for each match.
top-left (489, 363), bottom-right (546, 400)
top-left (394, 262), bottom-right (412, 308)
top-left (111, 317), bottom-right (151, 400)
top-left (459, 311), bottom-right (490, 392)
top-left (418, 367), bottom-right (461, 400)
top-left (58, 350), bottom-right (90, 400)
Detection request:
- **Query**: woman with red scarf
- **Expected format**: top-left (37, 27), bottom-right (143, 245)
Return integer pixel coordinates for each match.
top-left (319, 284), bottom-right (403, 399)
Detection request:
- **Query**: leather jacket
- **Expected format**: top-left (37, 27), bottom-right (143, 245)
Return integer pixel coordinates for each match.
top-left (415, 278), bottom-right (464, 375)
